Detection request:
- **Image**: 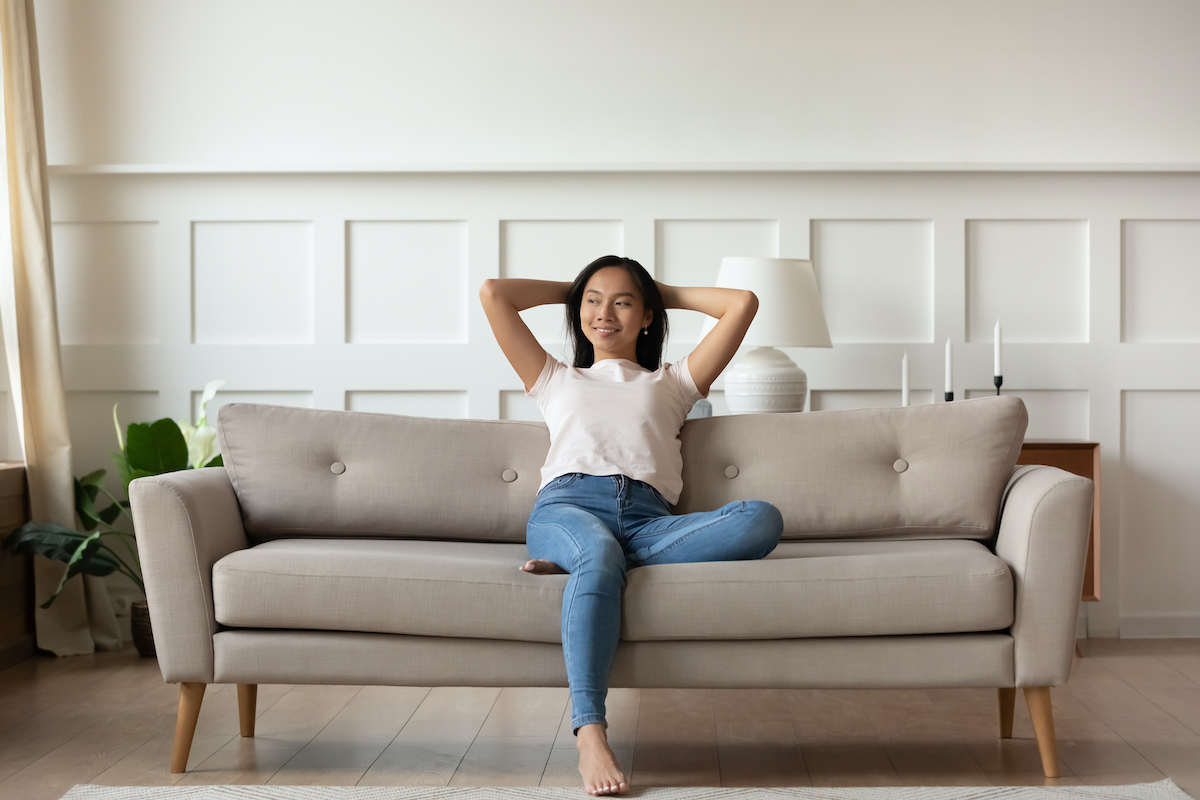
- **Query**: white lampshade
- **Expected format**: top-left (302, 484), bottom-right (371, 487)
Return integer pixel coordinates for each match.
top-left (698, 257), bottom-right (832, 348)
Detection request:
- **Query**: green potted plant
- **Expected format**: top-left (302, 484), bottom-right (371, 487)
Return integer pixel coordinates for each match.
top-left (2, 380), bottom-right (227, 657)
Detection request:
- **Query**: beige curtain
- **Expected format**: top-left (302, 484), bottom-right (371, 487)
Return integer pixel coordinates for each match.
top-left (0, 0), bottom-right (119, 655)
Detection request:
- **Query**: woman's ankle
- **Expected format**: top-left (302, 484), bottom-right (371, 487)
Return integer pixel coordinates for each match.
top-left (576, 722), bottom-right (609, 744)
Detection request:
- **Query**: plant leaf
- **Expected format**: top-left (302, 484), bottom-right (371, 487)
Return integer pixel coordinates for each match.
top-left (74, 477), bottom-right (103, 531)
top-left (4, 522), bottom-right (90, 563)
top-left (41, 531), bottom-right (122, 609)
top-left (126, 418), bottom-right (189, 475)
top-left (98, 503), bottom-right (122, 525)
top-left (203, 453), bottom-right (224, 468)
top-left (79, 469), bottom-right (107, 487)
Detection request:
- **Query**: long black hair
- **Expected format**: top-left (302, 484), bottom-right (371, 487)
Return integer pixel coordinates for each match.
top-left (565, 255), bottom-right (668, 371)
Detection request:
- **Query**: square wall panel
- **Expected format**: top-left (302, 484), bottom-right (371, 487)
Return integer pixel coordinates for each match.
top-left (52, 222), bottom-right (158, 345)
top-left (966, 220), bottom-right (1089, 343)
top-left (197, 390), bottom-right (314, 427)
top-left (346, 391), bottom-right (468, 419)
top-left (193, 221), bottom-right (314, 344)
top-left (810, 389), bottom-right (936, 412)
top-left (1123, 220), bottom-right (1200, 343)
top-left (964, 389), bottom-right (1088, 439)
top-left (501, 221), bottom-right (624, 344)
top-left (347, 221), bottom-right (468, 343)
top-left (66, 391), bottom-right (159, 502)
top-left (1122, 391), bottom-right (1200, 619)
top-left (811, 220), bottom-right (934, 344)
top-left (500, 391), bottom-right (543, 422)
top-left (656, 220), bottom-right (779, 343)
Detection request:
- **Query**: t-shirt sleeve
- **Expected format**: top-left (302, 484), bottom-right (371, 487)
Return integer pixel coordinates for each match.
top-left (525, 350), bottom-right (561, 400)
top-left (674, 354), bottom-right (706, 408)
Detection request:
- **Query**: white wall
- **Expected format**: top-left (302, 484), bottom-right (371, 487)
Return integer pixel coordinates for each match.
top-left (34, 0), bottom-right (1200, 167)
top-left (13, 1), bottom-right (1200, 638)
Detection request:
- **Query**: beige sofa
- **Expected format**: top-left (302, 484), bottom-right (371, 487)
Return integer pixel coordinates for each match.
top-left (129, 394), bottom-right (1093, 778)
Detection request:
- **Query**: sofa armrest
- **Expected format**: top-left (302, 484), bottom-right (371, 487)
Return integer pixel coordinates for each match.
top-left (993, 464), bottom-right (1094, 687)
top-left (129, 467), bottom-right (248, 684)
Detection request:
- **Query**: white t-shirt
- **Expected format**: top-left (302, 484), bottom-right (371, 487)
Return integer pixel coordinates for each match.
top-left (525, 351), bottom-right (705, 505)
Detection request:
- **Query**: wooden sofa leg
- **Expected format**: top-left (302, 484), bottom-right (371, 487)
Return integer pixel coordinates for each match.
top-left (1023, 686), bottom-right (1061, 778)
top-left (237, 684), bottom-right (258, 737)
top-left (170, 682), bottom-right (207, 773)
top-left (997, 687), bottom-right (1016, 738)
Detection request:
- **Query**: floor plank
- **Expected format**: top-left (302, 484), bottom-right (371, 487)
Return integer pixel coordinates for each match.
top-left (3, 640), bottom-right (1200, 795)
top-left (448, 736), bottom-right (555, 786)
top-left (284, 685), bottom-right (428, 768)
top-left (632, 689), bottom-right (721, 786)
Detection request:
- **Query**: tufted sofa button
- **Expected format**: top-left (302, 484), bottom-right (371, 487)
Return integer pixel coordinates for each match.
top-left (893, 459), bottom-right (908, 473)
top-left (724, 465), bottom-right (739, 479)
top-left (331, 461), bottom-right (346, 475)
top-left (501, 469), bottom-right (518, 483)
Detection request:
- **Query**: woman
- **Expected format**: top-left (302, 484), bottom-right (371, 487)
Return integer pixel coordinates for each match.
top-left (479, 255), bottom-right (784, 797)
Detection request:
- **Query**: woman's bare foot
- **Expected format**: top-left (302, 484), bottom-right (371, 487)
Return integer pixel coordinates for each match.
top-left (576, 723), bottom-right (628, 795)
top-left (520, 559), bottom-right (568, 574)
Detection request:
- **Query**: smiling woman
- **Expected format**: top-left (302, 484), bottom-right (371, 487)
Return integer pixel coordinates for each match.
top-left (478, 255), bottom-right (779, 798)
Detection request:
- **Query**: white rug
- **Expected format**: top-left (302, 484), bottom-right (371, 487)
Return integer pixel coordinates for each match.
top-left (58, 781), bottom-right (1195, 800)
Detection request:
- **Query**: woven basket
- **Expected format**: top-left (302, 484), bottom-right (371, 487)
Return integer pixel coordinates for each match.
top-left (131, 599), bottom-right (156, 658)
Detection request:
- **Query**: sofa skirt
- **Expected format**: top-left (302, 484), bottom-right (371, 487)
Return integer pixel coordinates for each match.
top-left (211, 630), bottom-right (1015, 688)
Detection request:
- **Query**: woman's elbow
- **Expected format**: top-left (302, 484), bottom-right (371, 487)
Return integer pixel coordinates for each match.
top-left (479, 278), bottom-right (504, 304)
top-left (743, 290), bottom-right (760, 315)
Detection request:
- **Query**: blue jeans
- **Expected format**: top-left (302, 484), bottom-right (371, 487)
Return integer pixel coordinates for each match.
top-left (525, 473), bottom-right (784, 736)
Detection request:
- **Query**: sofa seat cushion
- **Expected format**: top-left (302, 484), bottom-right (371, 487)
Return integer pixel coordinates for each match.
top-left (625, 538), bottom-right (1013, 641)
top-left (213, 538), bottom-right (1012, 643)
top-left (215, 539), bottom-right (564, 644)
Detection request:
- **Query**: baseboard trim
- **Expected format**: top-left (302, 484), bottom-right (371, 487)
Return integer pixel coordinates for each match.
top-left (1120, 614), bottom-right (1200, 638)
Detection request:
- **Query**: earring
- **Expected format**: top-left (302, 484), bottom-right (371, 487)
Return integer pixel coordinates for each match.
top-left (642, 327), bottom-right (648, 336)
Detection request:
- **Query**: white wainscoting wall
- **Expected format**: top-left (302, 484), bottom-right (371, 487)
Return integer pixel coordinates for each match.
top-left (2, 169), bottom-right (1192, 639)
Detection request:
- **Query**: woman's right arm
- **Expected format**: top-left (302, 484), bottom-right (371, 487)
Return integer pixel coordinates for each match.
top-left (479, 278), bottom-right (571, 393)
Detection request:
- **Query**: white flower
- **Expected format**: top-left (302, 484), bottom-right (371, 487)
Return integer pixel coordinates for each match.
top-left (176, 379), bottom-right (227, 469)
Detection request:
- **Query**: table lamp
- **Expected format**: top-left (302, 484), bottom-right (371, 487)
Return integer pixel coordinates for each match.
top-left (698, 257), bottom-right (832, 413)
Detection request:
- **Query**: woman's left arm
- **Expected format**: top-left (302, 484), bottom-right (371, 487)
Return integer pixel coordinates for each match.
top-left (657, 283), bottom-right (758, 397)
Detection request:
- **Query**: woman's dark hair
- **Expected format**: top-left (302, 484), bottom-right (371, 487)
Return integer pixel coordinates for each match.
top-left (565, 255), bottom-right (668, 371)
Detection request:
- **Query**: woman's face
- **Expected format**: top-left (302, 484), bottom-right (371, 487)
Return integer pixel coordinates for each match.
top-left (580, 266), bottom-right (653, 363)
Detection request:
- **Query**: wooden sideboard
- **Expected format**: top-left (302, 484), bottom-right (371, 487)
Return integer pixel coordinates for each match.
top-left (0, 461), bottom-right (33, 670)
top-left (1017, 441), bottom-right (1100, 603)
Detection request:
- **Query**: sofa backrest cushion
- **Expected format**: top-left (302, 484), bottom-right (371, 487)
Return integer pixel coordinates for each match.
top-left (676, 395), bottom-right (1027, 541)
top-left (217, 406), bottom-right (551, 543)
top-left (216, 395), bottom-right (1026, 543)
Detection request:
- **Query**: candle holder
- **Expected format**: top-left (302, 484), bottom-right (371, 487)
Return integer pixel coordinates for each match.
top-left (944, 392), bottom-right (954, 402)
top-left (994, 375), bottom-right (1003, 396)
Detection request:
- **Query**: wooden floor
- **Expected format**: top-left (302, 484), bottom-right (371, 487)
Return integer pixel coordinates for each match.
top-left (1, 638), bottom-right (1199, 799)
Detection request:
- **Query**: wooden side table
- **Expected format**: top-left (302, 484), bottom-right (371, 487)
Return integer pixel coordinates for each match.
top-left (1016, 441), bottom-right (1100, 603)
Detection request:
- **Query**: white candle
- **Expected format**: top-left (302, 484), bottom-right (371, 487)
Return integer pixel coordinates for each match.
top-left (944, 338), bottom-right (952, 395)
top-left (994, 319), bottom-right (1002, 376)
top-left (901, 352), bottom-right (909, 408)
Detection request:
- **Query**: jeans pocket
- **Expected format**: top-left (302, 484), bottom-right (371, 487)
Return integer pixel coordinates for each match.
top-left (548, 472), bottom-right (581, 490)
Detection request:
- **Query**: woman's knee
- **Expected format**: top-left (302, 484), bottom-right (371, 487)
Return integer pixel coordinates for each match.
top-left (743, 500), bottom-right (784, 556)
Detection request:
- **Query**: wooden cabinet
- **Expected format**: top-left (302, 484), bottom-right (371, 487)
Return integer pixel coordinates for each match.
top-left (0, 461), bottom-right (33, 669)
top-left (1017, 441), bottom-right (1100, 602)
